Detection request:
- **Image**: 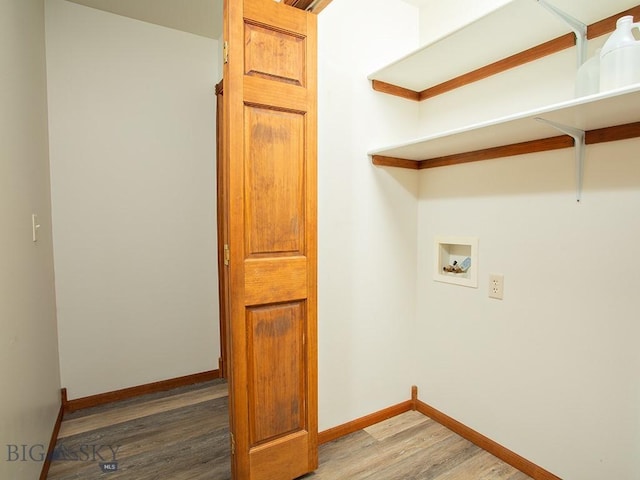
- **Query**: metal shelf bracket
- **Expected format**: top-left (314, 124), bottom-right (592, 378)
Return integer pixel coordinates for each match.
top-left (537, 0), bottom-right (588, 67)
top-left (535, 117), bottom-right (586, 202)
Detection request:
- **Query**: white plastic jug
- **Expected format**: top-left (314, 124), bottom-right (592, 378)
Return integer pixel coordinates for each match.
top-left (600, 15), bottom-right (640, 91)
top-left (575, 49), bottom-right (600, 97)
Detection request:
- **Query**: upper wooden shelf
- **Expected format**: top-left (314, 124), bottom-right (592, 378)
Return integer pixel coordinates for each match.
top-left (368, 84), bottom-right (640, 169)
top-left (368, 0), bottom-right (640, 101)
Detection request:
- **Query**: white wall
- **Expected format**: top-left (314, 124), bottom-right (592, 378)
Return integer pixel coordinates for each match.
top-left (317, 0), bottom-right (420, 431)
top-left (418, 0), bottom-right (510, 45)
top-left (0, 1), bottom-right (61, 478)
top-left (417, 0), bottom-right (586, 136)
top-left (414, 1), bottom-right (640, 479)
top-left (46, 0), bottom-right (220, 399)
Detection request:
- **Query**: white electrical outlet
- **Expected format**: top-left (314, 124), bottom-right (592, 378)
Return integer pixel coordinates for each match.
top-left (489, 274), bottom-right (504, 300)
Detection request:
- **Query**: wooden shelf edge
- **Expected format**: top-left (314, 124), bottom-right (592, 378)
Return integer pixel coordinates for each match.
top-left (371, 122), bottom-right (640, 170)
top-left (374, 4), bottom-right (640, 102)
top-left (588, 4), bottom-right (640, 39)
top-left (419, 33), bottom-right (574, 101)
top-left (372, 155), bottom-right (420, 169)
top-left (372, 80), bottom-right (420, 101)
top-left (418, 135), bottom-right (573, 169)
top-left (586, 121), bottom-right (640, 144)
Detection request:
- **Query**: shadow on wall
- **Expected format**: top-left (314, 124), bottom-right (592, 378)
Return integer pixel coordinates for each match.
top-left (404, 137), bottom-right (640, 200)
top-left (373, 160), bottom-right (420, 199)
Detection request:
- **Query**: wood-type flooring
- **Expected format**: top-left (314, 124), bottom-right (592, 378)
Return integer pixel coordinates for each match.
top-left (47, 379), bottom-right (531, 479)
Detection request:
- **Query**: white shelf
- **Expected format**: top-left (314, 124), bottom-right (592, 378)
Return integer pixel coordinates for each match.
top-left (368, 84), bottom-right (640, 162)
top-left (368, 0), bottom-right (639, 93)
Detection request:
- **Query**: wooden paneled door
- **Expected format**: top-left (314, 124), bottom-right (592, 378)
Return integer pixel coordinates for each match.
top-left (222, 0), bottom-right (318, 479)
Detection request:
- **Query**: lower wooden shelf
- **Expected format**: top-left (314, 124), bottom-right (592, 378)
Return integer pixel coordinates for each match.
top-left (368, 84), bottom-right (640, 170)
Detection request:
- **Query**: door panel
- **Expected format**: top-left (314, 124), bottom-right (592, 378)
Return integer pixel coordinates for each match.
top-left (247, 301), bottom-right (306, 445)
top-left (244, 23), bottom-right (306, 86)
top-left (244, 106), bottom-right (305, 256)
top-left (223, 0), bottom-right (317, 478)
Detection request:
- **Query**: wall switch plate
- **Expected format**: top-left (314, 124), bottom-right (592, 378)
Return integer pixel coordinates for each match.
top-left (489, 274), bottom-right (504, 300)
top-left (32, 214), bottom-right (40, 242)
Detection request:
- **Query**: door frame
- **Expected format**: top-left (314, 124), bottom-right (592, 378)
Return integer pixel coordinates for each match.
top-left (215, 79), bottom-right (228, 379)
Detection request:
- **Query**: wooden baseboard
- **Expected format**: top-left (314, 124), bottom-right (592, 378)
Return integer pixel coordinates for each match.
top-left (39, 389), bottom-right (66, 480)
top-left (57, 374), bottom-right (559, 479)
top-left (319, 386), bottom-right (560, 480)
top-left (318, 399), bottom-right (413, 445)
top-left (414, 396), bottom-right (561, 480)
top-left (64, 369), bottom-right (220, 413)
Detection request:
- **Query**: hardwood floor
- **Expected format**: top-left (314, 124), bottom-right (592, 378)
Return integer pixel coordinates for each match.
top-left (48, 380), bottom-right (230, 480)
top-left (47, 380), bottom-right (531, 479)
top-left (305, 412), bottom-right (530, 480)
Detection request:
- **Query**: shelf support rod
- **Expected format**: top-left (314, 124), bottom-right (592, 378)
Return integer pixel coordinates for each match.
top-left (535, 118), bottom-right (585, 202)
top-left (537, 0), bottom-right (587, 67)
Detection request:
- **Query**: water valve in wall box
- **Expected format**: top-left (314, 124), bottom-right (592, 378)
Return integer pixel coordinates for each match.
top-left (434, 236), bottom-right (478, 288)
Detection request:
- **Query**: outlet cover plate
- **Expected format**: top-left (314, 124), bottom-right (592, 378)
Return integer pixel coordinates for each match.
top-left (489, 273), bottom-right (504, 300)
